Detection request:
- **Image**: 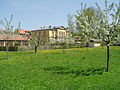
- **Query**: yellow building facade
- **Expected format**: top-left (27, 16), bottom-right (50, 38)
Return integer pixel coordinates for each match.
top-left (31, 26), bottom-right (68, 44)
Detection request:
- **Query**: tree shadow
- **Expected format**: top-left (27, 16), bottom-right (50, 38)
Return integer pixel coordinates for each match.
top-left (43, 66), bottom-right (70, 71)
top-left (43, 66), bottom-right (106, 77)
top-left (0, 57), bottom-right (6, 60)
top-left (55, 67), bottom-right (106, 77)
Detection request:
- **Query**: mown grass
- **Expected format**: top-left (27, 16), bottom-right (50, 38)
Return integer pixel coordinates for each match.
top-left (0, 46), bottom-right (120, 90)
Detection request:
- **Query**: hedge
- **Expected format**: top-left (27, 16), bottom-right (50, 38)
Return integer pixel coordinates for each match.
top-left (0, 46), bottom-right (18, 51)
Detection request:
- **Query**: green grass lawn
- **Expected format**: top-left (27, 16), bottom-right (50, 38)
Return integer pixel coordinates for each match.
top-left (0, 46), bottom-right (120, 90)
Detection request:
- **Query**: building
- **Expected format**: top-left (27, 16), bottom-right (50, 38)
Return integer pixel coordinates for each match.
top-left (17, 29), bottom-right (31, 36)
top-left (0, 29), bottom-right (31, 46)
top-left (0, 34), bottom-right (29, 46)
top-left (0, 26), bottom-right (68, 46)
top-left (31, 26), bottom-right (68, 44)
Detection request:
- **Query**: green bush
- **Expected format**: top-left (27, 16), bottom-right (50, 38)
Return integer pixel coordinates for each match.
top-left (0, 46), bottom-right (18, 51)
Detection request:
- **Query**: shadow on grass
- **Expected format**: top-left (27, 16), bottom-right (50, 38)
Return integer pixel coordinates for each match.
top-left (43, 66), bottom-right (106, 77)
top-left (0, 57), bottom-right (6, 60)
top-left (43, 66), bottom-right (70, 71)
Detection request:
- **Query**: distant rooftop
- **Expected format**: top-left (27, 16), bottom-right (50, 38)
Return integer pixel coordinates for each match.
top-left (18, 29), bottom-right (31, 35)
top-left (32, 26), bottom-right (67, 31)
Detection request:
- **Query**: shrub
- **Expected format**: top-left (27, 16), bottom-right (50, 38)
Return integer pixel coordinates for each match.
top-left (0, 46), bottom-right (18, 51)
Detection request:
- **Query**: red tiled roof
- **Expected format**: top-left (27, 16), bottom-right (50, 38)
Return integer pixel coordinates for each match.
top-left (18, 29), bottom-right (31, 34)
top-left (12, 35), bottom-right (28, 40)
top-left (0, 34), bottom-right (28, 41)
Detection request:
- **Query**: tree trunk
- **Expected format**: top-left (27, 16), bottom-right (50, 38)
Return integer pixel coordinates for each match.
top-left (6, 45), bottom-right (9, 60)
top-left (106, 44), bottom-right (110, 72)
top-left (86, 42), bottom-right (89, 51)
top-left (101, 43), bottom-right (104, 48)
top-left (87, 46), bottom-right (88, 51)
top-left (35, 46), bottom-right (37, 53)
top-left (63, 44), bottom-right (65, 54)
top-left (63, 43), bottom-right (66, 54)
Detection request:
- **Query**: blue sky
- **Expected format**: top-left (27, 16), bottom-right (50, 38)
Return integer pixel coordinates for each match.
top-left (0, 0), bottom-right (119, 30)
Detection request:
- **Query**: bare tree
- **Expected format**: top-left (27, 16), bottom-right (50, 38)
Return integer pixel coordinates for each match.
top-left (30, 32), bottom-right (42, 53)
top-left (0, 15), bottom-right (15, 59)
top-left (67, 13), bottom-right (75, 35)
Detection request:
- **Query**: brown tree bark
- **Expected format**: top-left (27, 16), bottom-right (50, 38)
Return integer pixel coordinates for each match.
top-left (106, 43), bottom-right (110, 72)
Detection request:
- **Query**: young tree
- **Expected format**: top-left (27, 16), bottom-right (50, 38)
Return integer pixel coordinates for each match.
top-left (59, 37), bottom-right (74, 54)
top-left (67, 13), bottom-right (76, 48)
top-left (67, 13), bottom-right (75, 35)
top-left (0, 15), bottom-right (15, 59)
top-left (75, 5), bottom-right (98, 50)
top-left (94, 1), bottom-right (120, 71)
top-left (75, 1), bottom-right (120, 71)
top-left (115, 25), bottom-right (120, 45)
top-left (59, 38), bottom-right (66, 54)
top-left (30, 32), bottom-right (41, 53)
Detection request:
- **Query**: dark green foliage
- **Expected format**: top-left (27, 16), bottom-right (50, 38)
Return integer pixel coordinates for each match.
top-left (0, 46), bottom-right (18, 51)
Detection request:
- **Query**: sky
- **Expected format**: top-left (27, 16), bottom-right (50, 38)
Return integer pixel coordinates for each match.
top-left (0, 0), bottom-right (119, 30)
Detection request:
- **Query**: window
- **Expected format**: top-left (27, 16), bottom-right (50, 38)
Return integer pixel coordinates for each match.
top-left (62, 32), bottom-right (65, 38)
top-left (38, 32), bottom-right (41, 37)
top-left (25, 31), bottom-right (31, 33)
top-left (44, 31), bottom-right (46, 36)
top-left (59, 32), bottom-right (61, 38)
top-left (52, 31), bottom-right (54, 38)
top-left (59, 32), bottom-right (65, 38)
